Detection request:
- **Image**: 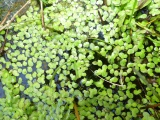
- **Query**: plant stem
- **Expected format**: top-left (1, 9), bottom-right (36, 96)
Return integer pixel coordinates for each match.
top-left (73, 101), bottom-right (80, 120)
top-left (40, 0), bottom-right (45, 29)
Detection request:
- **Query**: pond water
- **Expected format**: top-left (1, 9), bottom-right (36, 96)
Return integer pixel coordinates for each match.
top-left (0, 0), bottom-right (29, 98)
top-left (0, 0), bottom-right (29, 21)
top-left (0, 82), bottom-right (5, 97)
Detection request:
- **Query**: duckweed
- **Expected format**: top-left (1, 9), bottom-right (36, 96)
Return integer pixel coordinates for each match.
top-left (0, 0), bottom-right (160, 119)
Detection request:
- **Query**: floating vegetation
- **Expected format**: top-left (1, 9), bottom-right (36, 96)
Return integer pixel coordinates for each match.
top-left (0, 0), bottom-right (160, 119)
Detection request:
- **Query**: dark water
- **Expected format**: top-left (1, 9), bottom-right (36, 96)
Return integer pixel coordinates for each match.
top-left (0, 0), bottom-right (29, 21)
top-left (0, 0), bottom-right (30, 98)
top-left (0, 82), bottom-right (5, 98)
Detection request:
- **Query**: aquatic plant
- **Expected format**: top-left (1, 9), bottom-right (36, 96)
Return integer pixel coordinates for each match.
top-left (0, 0), bottom-right (160, 119)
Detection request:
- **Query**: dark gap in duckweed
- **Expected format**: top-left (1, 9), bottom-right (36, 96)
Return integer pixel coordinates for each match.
top-left (0, 82), bottom-right (5, 98)
top-left (56, 83), bottom-right (62, 92)
top-left (57, 53), bottom-right (64, 60)
top-left (0, 49), bottom-right (6, 58)
top-left (20, 91), bottom-right (32, 100)
top-left (135, 7), bottom-right (150, 22)
top-left (3, 52), bottom-right (9, 62)
top-left (54, 74), bottom-right (62, 92)
top-left (74, 78), bottom-right (84, 89)
top-left (140, 7), bottom-right (149, 15)
top-left (0, 37), bottom-right (7, 58)
top-left (92, 51), bottom-right (109, 65)
top-left (54, 74), bottom-right (59, 83)
top-left (44, 71), bottom-right (49, 85)
top-left (98, 31), bottom-right (105, 40)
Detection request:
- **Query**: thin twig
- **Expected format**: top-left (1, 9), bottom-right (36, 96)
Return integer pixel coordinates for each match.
top-left (0, 11), bottom-right (11, 26)
top-left (147, 16), bottom-right (160, 25)
top-left (0, 0), bottom-right (31, 31)
top-left (98, 10), bottom-right (104, 25)
top-left (136, 22), bottom-right (160, 37)
top-left (137, 78), bottom-right (146, 97)
top-left (90, 69), bottom-right (124, 87)
top-left (103, 0), bottom-right (107, 6)
top-left (145, 103), bottom-right (160, 109)
top-left (119, 69), bottom-right (124, 85)
top-left (73, 101), bottom-right (80, 120)
top-left (40, 0), bottom-right (45, 29)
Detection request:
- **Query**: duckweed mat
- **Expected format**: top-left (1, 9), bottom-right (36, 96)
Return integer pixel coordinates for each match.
top-left (0, 0), bottom-right (160, 120)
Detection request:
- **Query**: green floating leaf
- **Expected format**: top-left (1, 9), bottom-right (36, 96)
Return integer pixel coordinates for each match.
top-left (147, 69), bottom-right (154, 76)
top-left (94, 79), bottom-right (104, 88)
top-left (126, 90), bottom-right (133, 98)
top-left (120, 59), bottom-right (127, 67)
top-left (110, 77), bottom-right (118, 83)
top-left (127, 49), bottom-right (134, 54)
top-left (12, 70), bottom-right (19, 77)
top-left (130, 76), bottom-right (136, 81)
top-left (147, 63), bottom-right (155, 68)
top-left (142, 112), bottom-right (155, 120)
top-left (1, 69), bottom-right (9, 78)
top-left (155, 67), bottom-right (160, 73)
top-left (107, 89), bottom-right (113, 98)
top-left (134, 89), bottom-right (142, 95)
top-left (86, 79), bottom-right (93, 86)
top-left (131, 108), bottom-right (139, 117)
